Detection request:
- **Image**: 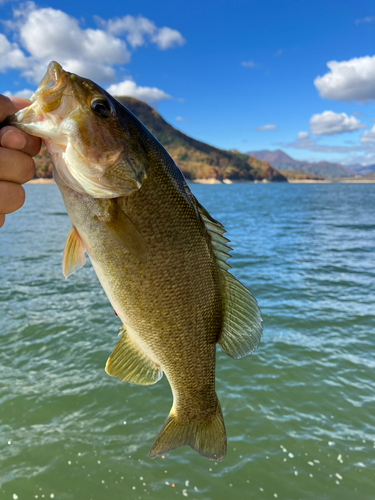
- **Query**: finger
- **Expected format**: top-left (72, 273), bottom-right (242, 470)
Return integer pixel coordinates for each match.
top-left (0, 95), bottom-right (32, 123)
top-left (0, 126), bottom-right (41, 157)
top-left (0, 213), bottom-right (4, 228)
top-left (9, 96), bottom-right (33, 111)
top-left (0, 148), bottom-right (35, 183)
top-left (0, 181), bottom-right (25, 214)
top-left (0, 95), bottom-right (18, 122)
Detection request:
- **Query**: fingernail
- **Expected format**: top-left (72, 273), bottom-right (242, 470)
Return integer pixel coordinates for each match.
top-left (1, 129), bottom-right (27, 150)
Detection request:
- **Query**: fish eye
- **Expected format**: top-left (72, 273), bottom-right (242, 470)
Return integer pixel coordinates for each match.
top-left (91, 99), bottom-right (111, 118)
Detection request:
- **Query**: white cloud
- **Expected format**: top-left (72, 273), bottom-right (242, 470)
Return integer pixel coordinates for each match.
top-left (0, 4), bottom-right (183, 99)
top-left (241, 60), bottom-right (255, 68)
top-left (255, 124), bottom-right (277, 131)
top-left (355, 16), bottom-right (375, 25)
top-left (103, 15), bottom-right (154, 46)
top-left (275, 49), bottom-right (283, 56)
top-left (342, 153), bottom-right (375, 166)
top-left (314, 56), bottom-right (375, 102)
top-left (3, 88), bottom-right (33, 98)
top-left (101, 15), bottom-right (185, 50)
top-left (360, 125), bottom-right (375, 143)
top-left (0, 33), bottom-right (29, 72)
top-left (285, 131), bottom-right (364, 153)
top-left (175, 116), bottom-right (191, 122)
top-left (152, 27), bottom-right (185, 50)
top-left (61, 60), bottom-right (118, 84)
top-left (13, 6), bottom-right (130, 83)
top-left (309, 111), bottom-right (366, 135)
top-left (107, 79), bottom-right (171, 106)
top-left (297, 131), bottom-right (309, 140)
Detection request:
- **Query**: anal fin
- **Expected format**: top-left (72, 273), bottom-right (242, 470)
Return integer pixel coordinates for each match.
top-left (62, 226), bottom-right (86, 279)
top-left (105, 327), bottom-right (163, 385)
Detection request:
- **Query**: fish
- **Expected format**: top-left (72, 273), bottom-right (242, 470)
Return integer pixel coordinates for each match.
top-left (7, 61), bottom-right (263, 461)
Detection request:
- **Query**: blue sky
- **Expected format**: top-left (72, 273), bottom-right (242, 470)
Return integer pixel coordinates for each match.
top-left (1, 0), bottom-right (375, 165)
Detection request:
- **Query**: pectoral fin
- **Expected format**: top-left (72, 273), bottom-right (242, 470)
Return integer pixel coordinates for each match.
top-left (62, 226), bottom-right (86, 279)
top-left (106, 327), bottom-right (163, 385)
top-left (100, 206), bottom-right (147, 263)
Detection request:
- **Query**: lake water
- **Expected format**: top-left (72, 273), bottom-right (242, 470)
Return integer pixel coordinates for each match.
top-left (0, 182), bottom-right (374, 500)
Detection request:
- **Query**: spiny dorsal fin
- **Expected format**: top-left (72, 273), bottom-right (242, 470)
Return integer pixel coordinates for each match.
top-left (219, 272), bottom-right (263, 359)
top-left (105, 327), bottom-right (163, 385)
top-left (62, 226), bottom-right (86, 279)
top-left (196, 201), bottom-right (232, 271)
top-left (195, 199), bottom-right (263, 358)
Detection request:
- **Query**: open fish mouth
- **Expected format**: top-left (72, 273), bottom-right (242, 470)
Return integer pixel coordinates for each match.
top-left (31, 61), bottom-right (63, 99)
top-left (10, 61), bottom-right (74, 129)
top-left (4, 63), bottom-right (85, 159)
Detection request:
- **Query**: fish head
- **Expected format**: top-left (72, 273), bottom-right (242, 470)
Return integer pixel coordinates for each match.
top-left (11, 61), bottom-right (148, 198)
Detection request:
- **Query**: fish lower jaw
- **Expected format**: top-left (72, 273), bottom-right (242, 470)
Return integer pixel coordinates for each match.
top-left (13, 118), bottom-right (66, 146)
top-left (44, 140), bottom-right (66, 154)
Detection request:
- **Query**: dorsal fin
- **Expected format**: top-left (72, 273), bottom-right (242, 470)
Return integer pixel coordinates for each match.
top-left (195, 199), bottom-right (263, 359)
top-left (218, 272), bottom-right (263, 358)
top-left (196, 201), bottom-right (232, 271)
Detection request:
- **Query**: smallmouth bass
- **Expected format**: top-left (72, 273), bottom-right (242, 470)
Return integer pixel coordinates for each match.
top-left (8, 61), bottom-right (263, 461)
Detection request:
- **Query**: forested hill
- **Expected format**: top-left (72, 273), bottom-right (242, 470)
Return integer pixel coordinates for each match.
top-left (117, 97), bottom-right (286, 182)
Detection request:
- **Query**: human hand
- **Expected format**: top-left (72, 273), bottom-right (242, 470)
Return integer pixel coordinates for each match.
top-left (0, 95), bottom-right (41, 228)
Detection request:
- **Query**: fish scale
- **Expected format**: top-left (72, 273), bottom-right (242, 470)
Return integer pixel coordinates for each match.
top-left (7, 60), bottom-right (263, 461)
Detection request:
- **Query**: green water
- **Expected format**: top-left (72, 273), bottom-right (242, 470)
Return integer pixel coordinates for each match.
top-left (1, 183), bottom-right (374, 500)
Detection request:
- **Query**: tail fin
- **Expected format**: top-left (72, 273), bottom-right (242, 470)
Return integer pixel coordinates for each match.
top-left (149, 401), bottom-right (227, 461)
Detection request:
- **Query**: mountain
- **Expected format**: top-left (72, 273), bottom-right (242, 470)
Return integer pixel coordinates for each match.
top-left (247, 150), bottom-right (306, 171)
top-left (346, 163), bottom-right (375, 175)
top-left (33, 98), bottom-right (287, 182)
top-left (299, 161), bottom-right (354, 179)
top-left (248, 149), bottom-right (354, 178)
top-left (361, 171), bottom-right (375, 179)
top-left (116, 97), bottom-right (286, 182)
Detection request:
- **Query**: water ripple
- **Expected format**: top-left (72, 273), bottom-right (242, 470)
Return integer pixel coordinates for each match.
top-left (0, 183), bottom-right (375, 499)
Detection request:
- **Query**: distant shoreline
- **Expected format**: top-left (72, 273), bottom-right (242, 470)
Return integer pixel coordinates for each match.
top-left (27, 178), bottom-right (55, 184)
top-left (193, 178), bottom-right (272, 184)
top-left (288, 178), bottom-right (375, 183)
top-left (193, 177), bottom-right (375, 184)
top-left (27, 177), bottom-right (375, 185)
